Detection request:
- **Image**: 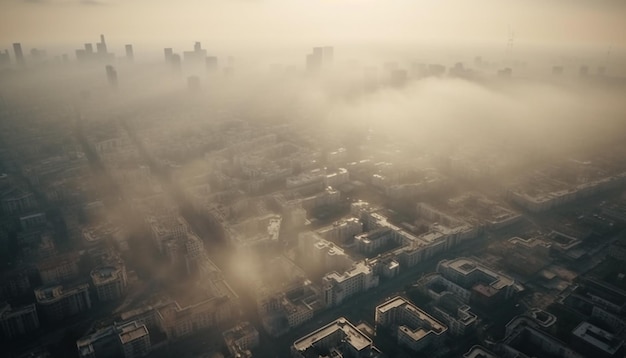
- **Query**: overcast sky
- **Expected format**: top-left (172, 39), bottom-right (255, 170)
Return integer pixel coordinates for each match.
top-left (1, 0), bottom-right (625, 56)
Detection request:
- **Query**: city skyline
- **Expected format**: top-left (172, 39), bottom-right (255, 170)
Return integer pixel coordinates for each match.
top-left (2, 0), bottom-right (626, 51)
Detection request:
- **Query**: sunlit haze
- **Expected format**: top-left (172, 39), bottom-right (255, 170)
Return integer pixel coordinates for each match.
top-left (2, 1), bottom-right (626, 358)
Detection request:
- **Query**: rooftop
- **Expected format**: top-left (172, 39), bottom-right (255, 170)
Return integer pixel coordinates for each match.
top-left (293, 317), bottom-right (371, 353)
top-left (118, 321), bottom-right (149, 344)
top-left (572, 321), bottom-right (624, 355)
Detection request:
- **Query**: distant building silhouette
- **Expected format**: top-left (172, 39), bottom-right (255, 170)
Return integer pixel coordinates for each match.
top-left (579, 65), bottom-right (589, 77)
top-left (474, 56), bottom-right (483, 68)
top-left (206, 56), bottom-right (218, 72)
top-left (30, 48), bottom-right (46, 61)
top-left (76, 35), bottom-right (113, 63)
top-left (125, 44), bottom-right (134, 62)
top-left (390, 69), bottom-right (407, 86)
top-left (498, 68), bottom-right (512, 77)
top-left (13, 43), bottom-right (25, 65)
top-left (96, 34), bottom-right (108, 55)
top-left (183, 42), bottom-right (207, 65)
top-left (105, 65), bottom-right (118, 88)
top-left (306, 47), bottom-right (325, 73)
top-left (0, 50), bottom-right (9, 66)
top-left (164, 47), bottom-right (173, 63)
top-left (170, 53), bottom-right (181, 73)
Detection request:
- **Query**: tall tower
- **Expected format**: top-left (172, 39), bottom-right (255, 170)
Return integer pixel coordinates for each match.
top-left (97, 34), bottom-right (107, 55)
top-left (125, 44), bottom-right (134, 62)
top-left (105, 65), bottom-right (118, 88)
top-left (13, 43), bottom-right (25, 65)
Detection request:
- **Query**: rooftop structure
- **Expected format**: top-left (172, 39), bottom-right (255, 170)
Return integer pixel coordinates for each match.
top-left (222, 322), bottom-right (260, 358)
top-left (437, 257), bottom-right (516, 302)
top-left (227, 214), bottom-right (282, 251)
top-left (35, 283), bottom-right (91, 321)
top-left (375, 296), bottom-right (447, 352)
top-left (322, 261), bottom-right (379, 307)
top-left (500, 316), bottom-right (584, 358)
top-left (291, 317), bottom-right (382, 358)
top-left (37, 252), bottom-right (80, 285)
top-left (91, 260), bottom-right (128, 302)
top-left (77, 320), bottom-right (150, 358)
top-left (571, 321), bottom-right (624, 358)
top-left (463, 345), bottom-right (497, 358)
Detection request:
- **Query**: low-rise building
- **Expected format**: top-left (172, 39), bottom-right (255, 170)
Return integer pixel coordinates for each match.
top-left (498, 316), bottom-right (583, 358)
top-left (77, 320), bottom-right (150, 358)
top-left (430, 293), bottom-right (477, 336)
top-left (0, 302), bottom-right (39, 339)
top-left (463, 345), bottom-right (497, 358)
top-left (375, 296), bottom-right (447, 353)
top-left (222, 322), bottom-right (259, 358)
top-left (322, 261), bottom-right (379, 307)
top-left (34, 283), bottom-right (91, 321)
top-left (291, 317), bottom-right (383, 358)
top-left (37, 252), bottom-right (80, 285)
top-left (571, 321), bottom-right (624, 358)
top-left (437, 257), bottom-right (516, 306)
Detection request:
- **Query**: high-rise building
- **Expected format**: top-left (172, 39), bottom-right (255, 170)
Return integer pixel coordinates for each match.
top-left (306, 46), bottom-right (334, 72)
top-left (170, 54), bottom-right (181, 73)
top-left (125, 44), bottom-right (134, 62)
top-left (106, 65), bottom-right (118, 88)
top-left (91, 262), bottom-right (128, 302)
top-left (164, 48), bottom-right (173, 63)
top-left (76, 36), bottom-right (113, 62)
top-left (183, 41), bottom-right (207, 64)
top-left (96, 34), bottom-right (108, 55)
top-left (205, 56), bottom-right (218, 72)
top-left (13, 43), bottom-right (25, 65)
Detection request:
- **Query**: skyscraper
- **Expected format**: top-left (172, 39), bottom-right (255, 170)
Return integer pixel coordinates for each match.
top-left (105, 65), bottom-right (118, 88)
top-left (183, 41), bottom-right (207, 65)
top-left (13, 43), bottom-right (25, 65)
top-left (164, 48), bottom-right (173, 63)
top-left (96, 34), bottom-right (108, 55)
top-left (306, 46), bottom-right (333, 73)
top-left (306, 47), bottom-right (323, 73)
top-left (125, 44), bottom-right (134, 62)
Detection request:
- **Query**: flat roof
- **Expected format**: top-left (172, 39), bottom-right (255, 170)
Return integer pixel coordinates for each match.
top-left (572, 321), bottom-right (623, 354)
top-left (293, 317), bottom-right (371, 352)
top-left (119, 323), bottom-right (149, 344)
top-left (376, 296), bottom-right (446, 334)
top-left (441, 257), bottom-right (514, 290)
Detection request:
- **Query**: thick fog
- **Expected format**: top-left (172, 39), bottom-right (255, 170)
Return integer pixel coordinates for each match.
top-left (2, 2), bottom-right (626, 357)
